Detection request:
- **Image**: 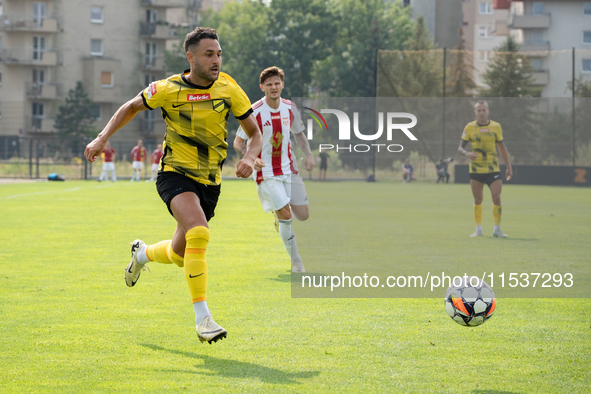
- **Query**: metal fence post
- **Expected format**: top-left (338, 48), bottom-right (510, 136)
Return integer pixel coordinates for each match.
top-left (572, 47), bottom-right (576, 167)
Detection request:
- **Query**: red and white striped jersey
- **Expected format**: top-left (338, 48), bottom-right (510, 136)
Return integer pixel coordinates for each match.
top-left (236, 97), bottom-right (305, 184)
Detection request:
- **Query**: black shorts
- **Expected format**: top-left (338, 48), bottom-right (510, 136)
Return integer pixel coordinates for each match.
top-left (320, 163), bottom-right (328, 171)
top-left (156, 171), bottom-right (221, 221)
top-left (470, 172), bottom-right (501, 186)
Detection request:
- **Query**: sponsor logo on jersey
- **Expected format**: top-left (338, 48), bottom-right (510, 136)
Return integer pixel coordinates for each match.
top-left (187, 93), bottom-right (211, 101)
top-left (146, 82), bottom-right (157, 99)
top-left (271, 114), bottom-right (281, 120)
top-left (479, 128), bottom-right (490, 132)
top-left (270, 132), bottom-right (283, 149)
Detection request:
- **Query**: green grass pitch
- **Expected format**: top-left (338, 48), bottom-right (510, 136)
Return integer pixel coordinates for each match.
top-left (1, 179), bottom-right (590, 393)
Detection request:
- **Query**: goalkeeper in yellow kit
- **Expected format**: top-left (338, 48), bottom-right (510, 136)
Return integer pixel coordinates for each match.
top-left (458, 101), bottom-right (513, 238)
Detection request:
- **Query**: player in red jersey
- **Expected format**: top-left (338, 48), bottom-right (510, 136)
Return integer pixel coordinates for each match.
top-left (99, 141), bottom-right (117, 182)
top-left (233, 66), bottom-right (314, 273)
top-left (149, 144), bottom-right (164, 182)
top-left (130, 140), bottom-right (147, 182)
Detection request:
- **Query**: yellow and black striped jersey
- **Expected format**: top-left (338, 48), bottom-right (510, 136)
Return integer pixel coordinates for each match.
top-left (142, 70), bottom-right (252, 185)
top-left (461, 120), bottom-right (504, 174)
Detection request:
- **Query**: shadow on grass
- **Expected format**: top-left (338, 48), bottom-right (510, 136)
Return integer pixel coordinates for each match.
top-left (269, 271), bottom-right (292, 283)
top-left (142, 343), bottom-right (320, 385)
top-left (472, 390), bottom-right (523, 394)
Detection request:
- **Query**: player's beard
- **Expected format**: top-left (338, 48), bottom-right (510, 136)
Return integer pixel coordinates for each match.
top-left (194, 60), bottom-right (219, 83)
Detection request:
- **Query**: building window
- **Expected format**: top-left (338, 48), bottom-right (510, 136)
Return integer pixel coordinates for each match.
top-left (478, 26), bottom-right (492, 38)
top-left (530, 29), bottom-right (545, 44)
top-left (583, 31), bottom-right (591, 44)
top-left (531, 59), bottom-right (544, 71)
top-left (583, 59), bottom-right (591, 72)
top-left (477, 51), bottom-right (495, 62)
top-left (91, 105), bottom-right (102, 120)
top-left (91, 39), bottom-right (103, 56)
top-left (33, 2), bottom-right (46, 27)
top-left (584, 3), bottom-right (591, 15)
top-left (91, 6), bottom-right (104, 23)
top-left (33, 36), bottom-right (45, 61)
top-left (532, 2), bottom-right (544, 15)
top-left (479, 2), bottom-right (494, 15)
top-left (101, 71), bottom-right (113, 87)
top-left (144, 42), bottom-right (158, 67)
top-left (146, 9), bottom-right (158, 23)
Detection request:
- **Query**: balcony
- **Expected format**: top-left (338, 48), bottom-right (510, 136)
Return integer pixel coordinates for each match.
top-left (0, 49), bottom-right (60, 66)
top-left (140, 0), bottom-right (187, 8)
top-left (142, 54), bottom-right (166, 71)
top-left (519, 41), bottom-right (550, 55)
top-left (25, 82), bottom-right (63, 100)
top-left (531, 70), bottom-right (549, 85)
top-left (140, 21), bottom-right (181, 39)
top-left (25, 116), bottom-right (55, 133)
top-left (0, 14), bottom-right (60, 33)
top-left (508, 13), bottom-right (550, 29)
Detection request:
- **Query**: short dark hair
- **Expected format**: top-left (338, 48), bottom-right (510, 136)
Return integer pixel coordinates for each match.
top-left (184, 27), bottom-right (218, 53)
top-left (259, 66), bottom-right (284, 85)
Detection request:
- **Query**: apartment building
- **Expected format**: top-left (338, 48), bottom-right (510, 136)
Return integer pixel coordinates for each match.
top-left (409, 0), bottom-right (464, 50)
top-left (495, 0), bottom-right (591, 97)
top-left (0, 0), bottom-right (209, 141)
top-left (462, 0), bottom-right (511, 88)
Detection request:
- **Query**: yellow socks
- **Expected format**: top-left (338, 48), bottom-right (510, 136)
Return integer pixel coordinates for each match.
top-left (184, 226), bottom-right (210, 303)
top-left (474, 204), bottom-right (483, 226)
top-left (493, 204), bottom-right (502, 226)
top-left (146, 240), bottom-right (184, 267)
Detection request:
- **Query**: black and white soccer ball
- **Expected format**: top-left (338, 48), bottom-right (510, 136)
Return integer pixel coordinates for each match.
top-left (445, 276), bottom-right (496, 327)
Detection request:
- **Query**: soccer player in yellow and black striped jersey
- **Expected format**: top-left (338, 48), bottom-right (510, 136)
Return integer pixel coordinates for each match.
top-left (458, 101), bottom-right (513, 238)
top-left (84, 27), bottom-right (264, 344)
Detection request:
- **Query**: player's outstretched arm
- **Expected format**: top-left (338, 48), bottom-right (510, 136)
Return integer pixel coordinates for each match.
top-left (235, 114), bottom-right (264, 178)
top-left (497, 141), bottom-right (513, 181)
top-left (294, 132), bottom-right (315, 171)
top-left (84, 92), bottom-right (148, 162)
top-left (233, 135), bottom-right (247, 158)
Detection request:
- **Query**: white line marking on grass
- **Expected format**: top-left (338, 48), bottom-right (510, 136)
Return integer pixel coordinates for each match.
top-left (3, 186), bottom-right (83, 200)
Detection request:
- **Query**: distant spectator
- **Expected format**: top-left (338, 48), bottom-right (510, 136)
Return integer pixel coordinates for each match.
top-left (436, 158), bottom-right (452, 183)
top-left (318, 151), bottom-right (330, 182)
top-left (402, 158), bottom-right (416, 183)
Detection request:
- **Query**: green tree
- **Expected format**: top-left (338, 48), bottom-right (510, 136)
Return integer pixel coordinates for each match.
top-left (480, 36), bottom-right (540, 97)
top-left (312, 0), bottom-right (414, 97)
top-left (376, 15), bottom-right (442, 97)
top-left (53, 81), bottom-right (97, 138)
top-left (201, 0), bottom-right (274, 101)
top-left (446, 28), bottom-right (477, 97)
top-left (268, 0), bottom-right (336, 98)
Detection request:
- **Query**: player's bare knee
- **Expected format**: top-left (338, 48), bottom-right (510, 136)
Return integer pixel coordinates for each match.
top-left (474, 197), bottom-right (483, 205)
top-left (276, 205), bottom-right (291, 220)
top-left (292, 206), bottom-right (309, 221)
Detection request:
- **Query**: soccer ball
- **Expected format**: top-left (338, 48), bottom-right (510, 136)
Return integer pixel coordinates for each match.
top-left (445, 276), bottom-right (496, 327)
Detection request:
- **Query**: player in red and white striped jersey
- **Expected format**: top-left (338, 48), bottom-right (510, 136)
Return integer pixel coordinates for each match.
top-left (130, 140), bottom-right (147, 182)
top-left (149, 144), bottom-right (164, 182)
top-left (234, 66), bottom-right (315, 273)
top-left (99, 141), bottom-right (117, 182)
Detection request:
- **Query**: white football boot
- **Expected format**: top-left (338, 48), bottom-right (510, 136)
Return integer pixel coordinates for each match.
top-left (197, 316), bottom-right (227, 344)
top-left (291, 259), bottom-right (306, 273)
top-left (493, 229), bottom-right (508, 238)
top-left (125, 239), bottom-right (148, 287)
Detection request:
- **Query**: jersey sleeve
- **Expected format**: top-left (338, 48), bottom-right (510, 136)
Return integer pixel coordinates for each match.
top-left (461, 126), bottom-right (470, 141)
top-left (235, 126), bottom-right (248, 140)
top-left (141, 79), bottom-right (168, 110)
top-left (290, 104), bottom-right (306, 134)
top-left (228, 80), bottom-right (253, 120)
top-left (495, 123), bottom-right (504, 142)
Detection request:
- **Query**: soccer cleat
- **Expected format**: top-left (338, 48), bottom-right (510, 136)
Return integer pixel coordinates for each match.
top-left (272, 212), bottom-right (279, 233)
top-left (470, 229), bottom-right (484, 237)
top-left (197, 316), bottom-right (227, 344)
top-left (125, 239), bottom-right (148, 287)
top-left (291, 259), bottom-right (306, 273)
top-left (493, 229), bottom-right (508, 238)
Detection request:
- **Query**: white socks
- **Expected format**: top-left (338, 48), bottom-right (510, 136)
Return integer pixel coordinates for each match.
top-left (476, 225), bottom-right (483, 233)
top-left (193, 301), bottom-right (211, 325)
top-left (494, 225), bottom-right (500, 232)
top-left (278, 219), bottom-right (302, 263)
top-left (136, 245), bottom-right (150, 264)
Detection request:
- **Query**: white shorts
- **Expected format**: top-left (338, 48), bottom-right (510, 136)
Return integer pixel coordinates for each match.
top-left (132, 161), bottom-right (144, 170)
top-left (102, 162), bottom-right (115, 172)
top-left (257, 174), bottom-right (308, 213)
top-left (151, 163), bottom-right (159, 172)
